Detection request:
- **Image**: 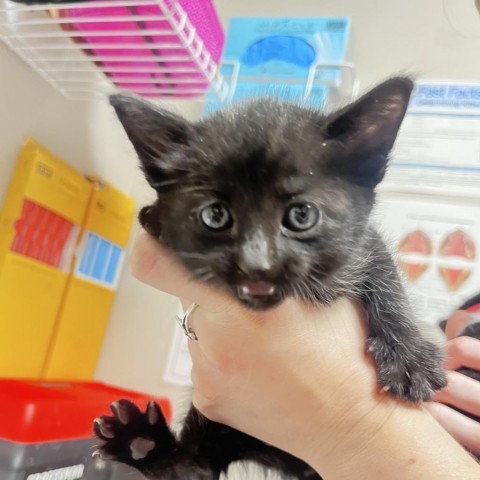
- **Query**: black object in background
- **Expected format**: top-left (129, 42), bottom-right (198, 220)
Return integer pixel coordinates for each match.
top-left (439, 292), bottom-right (480, 426)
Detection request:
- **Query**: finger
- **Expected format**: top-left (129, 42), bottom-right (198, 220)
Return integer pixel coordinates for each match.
top-left (433, 371), bottom-right (480, 418)
top-left (443, 336), bottom-right (480, 371)
top-left (426, 402), bottom-right (480, 455)
top-left (445, 310), bottom-right (473, 340)
top-left (130, 230), bottom-right (235, 314)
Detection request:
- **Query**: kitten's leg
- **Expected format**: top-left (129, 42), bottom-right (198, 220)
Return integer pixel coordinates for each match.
top-left (94, 400), bottom-right (321, 479)
top-left (179, 406), bottom-right (321, 479)
top-left (360, 235), bottom-right (447, 403)
top-left (94, 399), bottom-right (218, 480)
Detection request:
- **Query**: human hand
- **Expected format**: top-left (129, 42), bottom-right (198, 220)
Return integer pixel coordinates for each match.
top-left (130, 230), bottom-right (391, 467)
top-left (130, 231), bottom-right (480, 478)
top-left (426, 310), bottom-right (480, 455)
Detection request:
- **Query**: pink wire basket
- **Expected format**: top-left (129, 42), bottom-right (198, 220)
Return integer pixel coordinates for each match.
top-left (0, 0), bottom-right (227, 99)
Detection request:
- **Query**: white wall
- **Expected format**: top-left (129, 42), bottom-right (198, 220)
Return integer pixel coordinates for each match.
top-left (0, 45), bottom-right (91, 205)
top-left (1, 0), bottom-right (480, 417)
top-left (213, 0), bottom-right (480, 88)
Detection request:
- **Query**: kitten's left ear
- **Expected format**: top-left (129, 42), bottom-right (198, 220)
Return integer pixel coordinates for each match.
top-left (110, 94), bottom-right (193, 189)
top-left (324, 77), bottom-right (413, 188)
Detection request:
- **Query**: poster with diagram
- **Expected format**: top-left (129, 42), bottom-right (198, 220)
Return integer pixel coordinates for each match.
top-left (378, 81), bottom-right (480, 325)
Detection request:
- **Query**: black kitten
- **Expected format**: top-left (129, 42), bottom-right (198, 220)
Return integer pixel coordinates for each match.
top-left (94, 77), bottom-right (447, 480)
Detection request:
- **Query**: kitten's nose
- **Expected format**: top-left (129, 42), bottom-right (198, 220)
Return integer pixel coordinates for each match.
top-left (236, 261), bottom-right (274, 280)
top-left (237, 230), bottom-right (275, 278)
top-left (236, 253), bottom-right (273, 275)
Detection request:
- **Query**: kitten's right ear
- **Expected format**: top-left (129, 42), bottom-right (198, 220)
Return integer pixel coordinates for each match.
top-left (110, 94), bottom-right (193, 189)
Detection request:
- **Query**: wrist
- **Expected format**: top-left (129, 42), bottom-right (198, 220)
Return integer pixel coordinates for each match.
top-left (305, 396), bottom-right (479, 480)
top-left (300, 368), bottom-right (392, 465)
top-left (306, 394), bottom-right (399, 476)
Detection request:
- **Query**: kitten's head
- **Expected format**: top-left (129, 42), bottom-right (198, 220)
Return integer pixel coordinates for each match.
top-left (111, 77), bottom-right (413, 310)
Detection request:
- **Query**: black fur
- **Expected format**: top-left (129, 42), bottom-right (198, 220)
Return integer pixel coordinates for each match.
top-left (95, 77), bottom-right (448, 479)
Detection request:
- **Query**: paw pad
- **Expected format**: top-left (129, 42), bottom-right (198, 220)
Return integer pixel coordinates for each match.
top-left (92, 398), bottom-right (176, 467)
top-left (130, 437), bottom-right (156, 460)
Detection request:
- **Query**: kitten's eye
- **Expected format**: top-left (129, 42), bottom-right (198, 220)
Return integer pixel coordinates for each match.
top-left (283, 203), bottom-right (320, 232)
top-left (199, 203), bottom-right (232, 231)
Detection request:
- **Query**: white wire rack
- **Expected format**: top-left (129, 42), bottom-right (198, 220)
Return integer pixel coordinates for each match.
top-left (206, 60), bottom-right (358, 113)
top-left (0, 0), bottom-right (229, 100)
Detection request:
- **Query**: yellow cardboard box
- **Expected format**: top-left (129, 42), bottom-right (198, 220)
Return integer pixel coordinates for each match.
top-left (43, 178), bottom-right (135, 380)
top-left (0, 139), bottom-right (93, 377)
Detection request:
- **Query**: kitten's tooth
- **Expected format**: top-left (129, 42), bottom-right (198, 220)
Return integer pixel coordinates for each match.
top-left (238, 282), bottom-right (276, 298)
top-left (111, 401), bottom-right (130, 425)
top-left (382, 385), bottom-right (392, 392)
top-left (130, 437), bottom-right (156, 460)
top-left (237, 285), bottom-right (249, 300)
top-left (147, 401), bottom-right (159, 425)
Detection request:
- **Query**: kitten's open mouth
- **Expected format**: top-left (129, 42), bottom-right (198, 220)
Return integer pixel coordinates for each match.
top-left (236, 282), bottom-right (282, 310)
top-left (238, 282), bottom-right (277, 298)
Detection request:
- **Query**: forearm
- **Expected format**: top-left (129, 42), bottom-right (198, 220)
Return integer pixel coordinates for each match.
top-left (307, 398), bottom-right (479, 480)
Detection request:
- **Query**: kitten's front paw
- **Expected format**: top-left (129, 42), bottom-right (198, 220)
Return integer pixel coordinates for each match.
top-left (367, 337), bottom-right (447, 403)
top-left (93, 399), bottom-right (176, 466)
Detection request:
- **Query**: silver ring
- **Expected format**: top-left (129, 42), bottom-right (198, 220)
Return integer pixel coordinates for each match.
top-left (176, 303), bottom-right (198, 341)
